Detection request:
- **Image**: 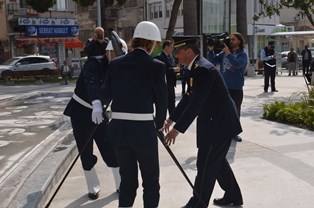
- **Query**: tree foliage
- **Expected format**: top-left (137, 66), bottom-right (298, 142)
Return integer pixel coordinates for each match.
top-left (73, 0), bottom-right (126, 8)
top-left (165, 0), bottom-right (182, 40)
top-left (72, 0), bottom-right (95, 7)
top-left (254, 0), bottom-right (314, 27)
top-left (25, 0), bottom-right (127, 13)
top-left (25, 0), bottom-right (54, 13)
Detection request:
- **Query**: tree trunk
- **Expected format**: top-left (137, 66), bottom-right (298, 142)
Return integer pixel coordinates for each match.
top-left (183, 0), bottom-right (198, 35)
top-left (165, 0), bottom-right (183, 40)
top-left (236, 0), bottom-right (247, 42)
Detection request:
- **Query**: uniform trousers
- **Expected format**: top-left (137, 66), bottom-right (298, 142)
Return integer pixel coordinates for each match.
top-left (167, 85), bottom-right (176, 114)
top-left (264, 65), bottom-right (277, 92)
top-left (116, 143), bottom-right (160, 208)
top-left (186, 137), bottom-right (241, 208)
top-left (71, 119), bottom-right (118, 170)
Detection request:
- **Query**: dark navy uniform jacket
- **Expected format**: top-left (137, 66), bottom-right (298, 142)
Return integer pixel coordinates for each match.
top-left (170, 56), bottom-right (242, 148)
top-left (155, 51), bottom-right (177, 87)
top-left (64, 56), bottom-right (109, 122)
top-left (100, 48), bottom-right (168, 147)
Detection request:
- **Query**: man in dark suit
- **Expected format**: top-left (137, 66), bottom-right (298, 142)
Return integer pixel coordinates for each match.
top-left (63, 52), bottom-right (120, 200)
top-left (99, 21), bottom-right (168, 208)
top-left (301, 45), bottom-right (312, 75)
top-left (163, 36), bottom-right (243, 208)
top-left (84, 26), bottom-right (109, 58)
top-left (155, 40), bottom-right (181, 114)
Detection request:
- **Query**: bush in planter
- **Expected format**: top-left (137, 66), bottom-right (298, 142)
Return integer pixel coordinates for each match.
top-left (263, 100), bottom-right (314, 130)
top-left (263, 101), bottom-right (285, 120)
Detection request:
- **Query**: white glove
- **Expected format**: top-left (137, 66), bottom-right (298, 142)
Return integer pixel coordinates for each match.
top-left (91, 100), bottom-right (104, 124)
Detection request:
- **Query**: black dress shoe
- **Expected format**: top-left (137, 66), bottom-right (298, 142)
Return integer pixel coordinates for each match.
top-left (88, 192), bottom-right (99, 200)
top-left (271, 89), bottom-right (278, 92)
top-left (213, 197), bottom-right (243, 206)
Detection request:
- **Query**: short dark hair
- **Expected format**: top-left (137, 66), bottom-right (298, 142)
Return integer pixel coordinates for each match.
top-left (162, 40), bottom-right (173, 49)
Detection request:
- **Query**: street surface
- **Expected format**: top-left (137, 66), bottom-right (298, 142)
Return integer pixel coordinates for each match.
top-left (0, 83), bottom-right (75, 208)
top-left (0, 94), bottom-right (70, 184)
top-left (49, 74), bottom-right (314, 208)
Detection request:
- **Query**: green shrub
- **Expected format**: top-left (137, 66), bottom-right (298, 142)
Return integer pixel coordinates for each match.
top-left (275, 107), bottom-right (303, 124)
top-left (263, 101), bottom-right (286, 120)
top-left (263, 97), bottom-right (314, 130)
top-left (303, 108), bottom-right (314, 130)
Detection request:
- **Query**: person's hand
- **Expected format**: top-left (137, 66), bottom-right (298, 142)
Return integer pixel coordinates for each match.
top-left (92, 34), bottom-right (98, 41)
top-left (173, 66), bottom-right (181, 73)
top-left (163, 118), bottom-right (174, 133)
top-left (207, 45), bottom-right (214, 51)
top-left (91, 100), bottom-right (104, 124)
top-left (164, 128), bottom-right (179, 146)
top-left (222, 44), bottom-right (231, 55)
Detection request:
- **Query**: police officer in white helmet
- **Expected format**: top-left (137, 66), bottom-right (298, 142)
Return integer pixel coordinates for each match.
top-left (99, 21), bottom-right (168, 208)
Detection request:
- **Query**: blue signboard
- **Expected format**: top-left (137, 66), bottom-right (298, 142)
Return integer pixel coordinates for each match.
top-left (25, 25), bottom-right (79, 37)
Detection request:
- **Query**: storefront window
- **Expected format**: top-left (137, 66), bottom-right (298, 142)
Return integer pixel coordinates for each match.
top-left (202, 0), bottom-right (230, 34)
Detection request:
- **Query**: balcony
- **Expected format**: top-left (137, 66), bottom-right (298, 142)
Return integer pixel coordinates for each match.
top-left (7, 2), bottom-right (38, 20)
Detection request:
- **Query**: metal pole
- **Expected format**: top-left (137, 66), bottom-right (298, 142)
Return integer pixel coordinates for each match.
top-left (252, 0), bottom-right (256, 68)
top-left (156, 131), bottom-right (207, 207)
top-left (97, 0), bottom-right (101, 26)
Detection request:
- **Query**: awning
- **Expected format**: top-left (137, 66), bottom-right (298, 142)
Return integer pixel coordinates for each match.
top-left (64, 39), bottom-right (84, 48)
top-left (271, 31), bottom-right (314, 36)
top-left (15, 36), bottom-right (79, 45)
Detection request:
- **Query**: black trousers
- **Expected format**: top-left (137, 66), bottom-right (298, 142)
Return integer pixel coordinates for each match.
top-left (71, 119), bottom-right (118, 170)
top-left (228, 89), bottom-right (243, 117)
top-left (186, 138), bottom-right (242, 208)
top-left (303, 60), bottom-right (310, 74)
top-left (264, 65), bottom-right (276, 91)
top-left (116, 144), bottom-right (160, 208)
top-left (167, 85), bottom-right (176, 114)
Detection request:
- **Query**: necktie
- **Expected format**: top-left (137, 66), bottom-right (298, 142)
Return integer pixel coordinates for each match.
top-left (168, 55), bottom-right (175, 66)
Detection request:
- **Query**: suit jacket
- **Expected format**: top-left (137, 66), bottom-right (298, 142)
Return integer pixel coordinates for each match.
top-left (155, 51), bottom-right (177, 87)
top-left (301, 49), bottom-right (312, 62)
top-left (170, 56), bottom-right (242, 148)
top-left (63, 56), bottom-right (109, 122)
top-left (84, 38), bottom-right (108, 58)
top-left (100, 49), bottom-right (168, 147)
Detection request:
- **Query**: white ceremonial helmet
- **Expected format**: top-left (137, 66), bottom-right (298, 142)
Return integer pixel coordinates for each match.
top-left (106, 39), bottom-right (128, 54)
top-left (120, 38), bottom-right (128, 54)
top-left (133, 21), bottom-right (161, 42)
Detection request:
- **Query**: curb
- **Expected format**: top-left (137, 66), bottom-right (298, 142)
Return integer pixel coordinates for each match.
top-left (5, 122), bottom-right (77, 208)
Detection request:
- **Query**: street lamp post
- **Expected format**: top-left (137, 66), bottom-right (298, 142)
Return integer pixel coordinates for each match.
top-left (97, 0), bottom-right (101, 26)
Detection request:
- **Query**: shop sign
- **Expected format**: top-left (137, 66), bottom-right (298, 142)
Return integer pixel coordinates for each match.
top-left (18, 18), bottom-right (78, 26)
top-left (26, 25), bottom-right (79, 37)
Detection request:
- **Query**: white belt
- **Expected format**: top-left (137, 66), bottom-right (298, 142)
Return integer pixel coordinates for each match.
top-left (72, 93), bottom-right (93, 109)
top-left (111, 112), bottom-right (154, 121)
top-left (265, 63), bottom-right (276, 68)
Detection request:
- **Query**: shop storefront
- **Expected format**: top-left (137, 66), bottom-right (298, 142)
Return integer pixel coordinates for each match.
top-left (14, 17), bottom-right (83, 71)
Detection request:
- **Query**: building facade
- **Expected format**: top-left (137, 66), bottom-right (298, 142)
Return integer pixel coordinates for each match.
top-left (2, 0), bottom-right (80, 69)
